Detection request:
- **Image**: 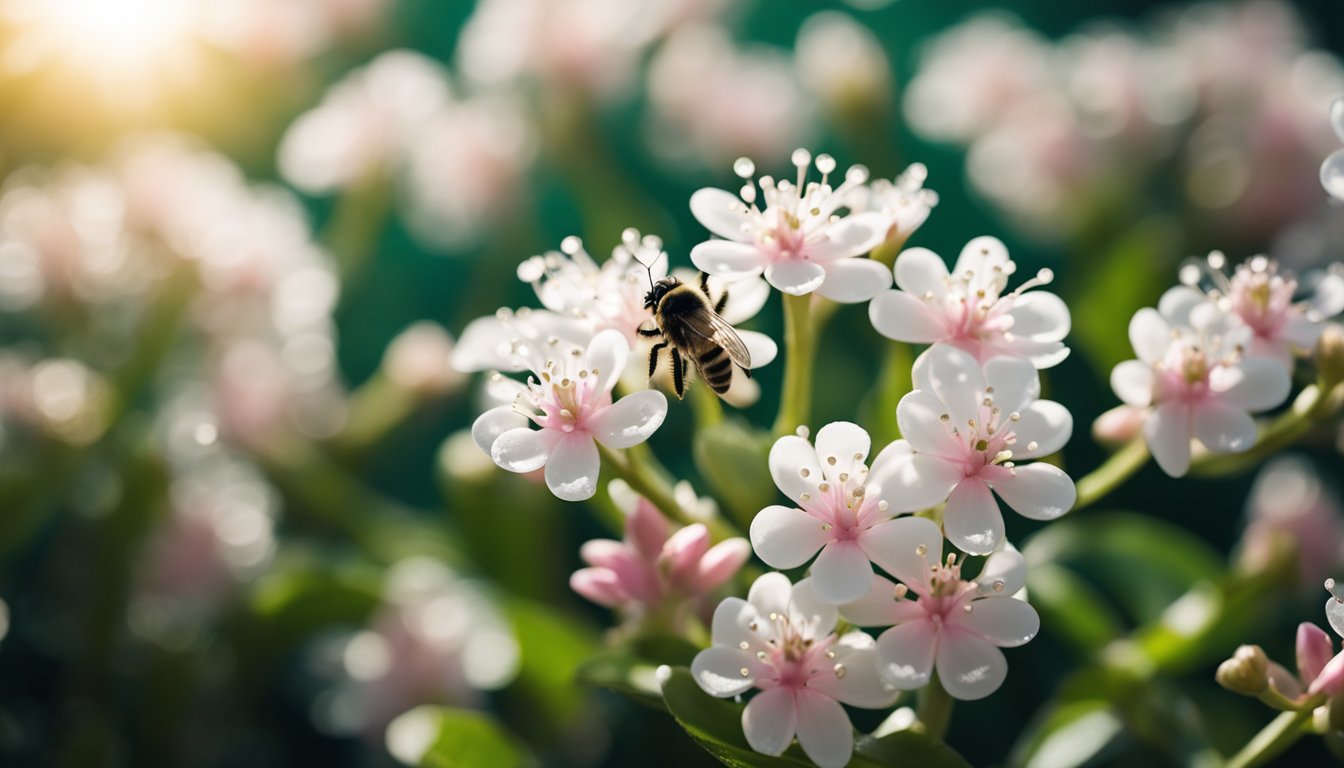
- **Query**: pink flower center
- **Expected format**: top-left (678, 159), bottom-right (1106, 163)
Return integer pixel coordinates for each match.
top-left (1154, 339), bottom-right (1238, 404)
top-left (520, 355), bottom-right (610, 434)
top-left (795, 464), bottom-right (887, 540)
top-left (751, 613), bottom-right (843, 691)
top-left (1229, 264), bottom-right (1297, 339)
top-left (936, 389), bottom-right (1027, 480)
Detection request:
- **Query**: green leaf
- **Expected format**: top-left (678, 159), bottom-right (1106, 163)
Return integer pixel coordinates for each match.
top-left (503, 598), bottom-right (600, 724)
top-left (661, 667), bottom-right (970, 768)
top-left (577, 635), bottom-right (700, 708)
top-left (414, 708), bottom-right (536, 768)
top-left (1026, 563), bottom-right (1125, 655)
top-left (693, 421), bottom-right (776, 530)
top-left (1008, 699), bottom-right (1126, 768)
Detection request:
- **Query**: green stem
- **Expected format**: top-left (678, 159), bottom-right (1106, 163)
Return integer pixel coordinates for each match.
top-left (916, 678), bottom-right (955, 741)
top-left (773, 293), bottom-right (816, 438)
top-left (598, 443), bottom-right (738, 540)
top-left (1074, 437), bottom-right (1150, 511)
top-left (688, 378), bottom-right (724, 431)
top-left (324, 167), bottom-right (391, 283)
top-left (1225, 705), bottom-right (1320, 768)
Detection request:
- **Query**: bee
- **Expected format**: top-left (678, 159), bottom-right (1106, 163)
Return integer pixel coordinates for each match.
top-left (637, 268), bottom-right (752, 399)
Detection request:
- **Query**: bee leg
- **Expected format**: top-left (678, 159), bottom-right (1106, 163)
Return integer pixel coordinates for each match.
top-left (637, 325), bottom-right (662, 338)
top-left (647, 342), bottom-right (666, 380)
top-left (670, 348), bottom-right (686, 399)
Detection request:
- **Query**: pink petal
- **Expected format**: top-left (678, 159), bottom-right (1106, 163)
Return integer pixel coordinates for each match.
top-left (663, 524), bottom-right (711, 580)
top-left (589, 390), bottom-right (668, 449)
top-left (1309, 651), bottom-right (1344, 697)
top-left (810, 541), bottom-right (874, 605)
top-left (578, 539), bottom-right (633, 570)
top-left (742, 687), bottom-right (798, 756)
top-left (690, 187), bottom-right (752, 241)
top-left (544, 434), bottom-right (599, 501)
top-left (957, 597), bottom-right (1040, 647)
top-left (935, 629), bottom-right (1008, 700)
top-left (944, 478), bottom-right (1004, 555)
top-left (894, 247), bottom-right (950, 296)
top-left (859, 516), bottom-right (943, 594)
top-left (869, 289), bottom-right (947, 343)
top-left (694, 538), bottom-right (751, 592)
top-left (874, 620), bottom-right (938, 689)
top-left (691, 239), bottom-right (766, 277)
top-left (765, 260), bottom-right (827, 296)
top-left (794, 690), bottom-right (854, 768)
top-left (1145, 401), bottom-right (1192, 478)
top-left (625, 501), bottom-right (669, 560)
top-left (814, 258), bottom-right (892, 303)
top-left (692, 645), bottom-right (760, 697)
top-left (990, 463), bottom-right (1075, 521)
top-left (570, 568), bottom-right (629, 607)
top-left (1298, 622), bottom-right (1335, 685)
top-left (750, 505), bottom-right (829, 569)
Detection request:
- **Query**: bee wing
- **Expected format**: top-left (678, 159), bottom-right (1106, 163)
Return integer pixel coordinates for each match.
top-left (685, 306), bottom-right (752, 370)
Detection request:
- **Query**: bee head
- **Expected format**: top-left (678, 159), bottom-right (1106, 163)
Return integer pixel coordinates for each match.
top-left (644, 277), bottom-right (679, 310)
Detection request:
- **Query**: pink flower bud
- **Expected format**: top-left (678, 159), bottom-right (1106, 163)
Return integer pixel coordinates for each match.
top-left (694, 538), bottom-right (751, 592)
top-left (569, 568), bottom-right (629, 608)
top-left (1091, 404), bottom-right (1146, 446)
top-left (626, 500), bottom-right (670, 561)
top-left (662, 524), bottom-right (711, 585)
top-left (1309, 650), bottom-right (1344, 698)
top-left (1298, 622), bottom-right (1335, 686)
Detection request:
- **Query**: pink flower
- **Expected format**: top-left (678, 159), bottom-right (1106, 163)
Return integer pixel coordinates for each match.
top-left (571, 482), bottom-right (750, 619)
top-left (838, 517), bottom-right (1039, 701)
top-left (689, 150), bottom-right (893, 301)
top-left (1238, 457), bottom-right (1344, 588)
top-left (883, 345), bottom-right (1075, 555)
top-left (868, 237), bottom-right (1070, 368)
top-left (1110, 291), bottom-right (1291, 477)
top-left (691, 573), bottom-right (897, 768)
top-left (471, 330), bottom-right (668, 501)
top-left (750, 422), bottom-right (942, 604)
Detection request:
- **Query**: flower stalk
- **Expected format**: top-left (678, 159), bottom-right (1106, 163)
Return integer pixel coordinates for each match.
top-left (916, 677), bottom-right (955, 741)
top-left (774, 292), bottom-right (816, 437)
top-left (1074, 437), bottom-right (1150, 510)
top-left (1226, 703), bottom-right (1322, 768)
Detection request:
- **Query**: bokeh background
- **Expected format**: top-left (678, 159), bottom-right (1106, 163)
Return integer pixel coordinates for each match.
top-left (2, 0), bottom-right (1344, 766)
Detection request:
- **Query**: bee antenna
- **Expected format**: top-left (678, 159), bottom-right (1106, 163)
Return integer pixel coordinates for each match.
top-left (632, 248), bottom-right (660, 292)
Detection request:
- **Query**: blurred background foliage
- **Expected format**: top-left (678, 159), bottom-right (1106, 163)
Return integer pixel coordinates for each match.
top-left (1, 0), bottom-right (1344, 767)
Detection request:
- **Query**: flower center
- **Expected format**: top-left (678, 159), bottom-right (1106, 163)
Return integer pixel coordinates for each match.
top-left (939, 388), bottom-right (1028, 477)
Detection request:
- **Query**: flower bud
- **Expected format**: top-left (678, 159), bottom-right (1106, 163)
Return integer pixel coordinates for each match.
top-left (383, 322), bottom-right (464, 397)
top-left (1217, 644), bottom-right (1270, 696)
top-left (1316, 323), bottom-right (1344, 394)
top-left (1092, 404), bottom-right (1146, 446)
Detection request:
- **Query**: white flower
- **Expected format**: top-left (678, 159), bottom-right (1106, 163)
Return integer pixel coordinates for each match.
top-left (1110, 291), bottom-right (1292, 477)
top-left (844, 163), bottom-right (939, 249)
top-left (451, 307), bottom-right (594, 375)
top-left (689, 150), bottom-right (893, 301)
top-left (868, 236), bottom-right (1070, 368)
top-left (837, 517), bottom-right (1039, 701)
top-left (1323, 98), bottom-right (1344, 201)
top-left (750, 422), bottom-right (942, 604)
top-left (795, 12), bottom-right (892, 119)
top-left (470, 329), bottom-right (667, 501)
top-left (690, 573), bottom-right (896, 768)
top-left (1173, 251), bottom-right (1344, 367)
top-left (884, 345), bottom-right (1075, 555)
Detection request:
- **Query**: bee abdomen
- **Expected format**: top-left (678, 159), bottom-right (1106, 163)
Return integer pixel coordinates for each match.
top-left (698, 347), bottom-right (733, 393)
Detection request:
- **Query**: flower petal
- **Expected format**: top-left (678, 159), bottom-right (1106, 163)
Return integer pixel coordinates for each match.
top-left (741, 688), bottom-right (798, 757)
top-left (982, 356), bottom-right (1040, 416)
top-left (1007, 291), bottom-right (1070, 341)
top-left (765, 260), bottom-right (827, 296)
top-left (859, 516), bottom-right (943, 593)
top-left (894, 247), bottom-right (950, 296)
top-left (769, 435), bottom-right (825, 506)
top-left (691, 239), bottom-right (766, 277)
top-left (815, 258), bottom-right (892, 303)
top-left (586, 329), bottom-right (631, 394)
top-left (1129, 308), bottom-right (1171, 365)
top-left (711, 596), bottom-right (763, 649)
top-left (491, 427), bottom-right (551, 473)
top-left (1012, 400), bottom-right (1073, 459)
top-left (716, 275), bottom-right (771, 324)
top-left (811, 632), bottom-right (900, 708)
top-left (692, 645), bottom-right (760, 697)
top-left (748, 572), bottom-right (795, 622)
top-left (589, 390), bottom-right (668, 448)
top-left (865, 449), bottom-right (962, 512)
top-left (990, 463), bottom-right (1075, 521)
top-left (789, 578), bottom-right (840, 638)
top-left (895, 391), bottom-right (959, 457)
top-left (809, 212), bottom-right (888, 261)
top-left (695, 539), bottom-right (752, 592)
top-left (750, 505), bottom-right (829, 569)
top-left (1298, 622), bottom-right (1335, 685)
top-left (875, 621), bottom-right (938, 689)
top-left (976, 545), bottom-right (1027, 597)
top-left (738, 330), bottom-right (778, 368)
top-left (1145, 401), bottom-right (1192, 477)
top-left (794, 691), bottom-right (854, 768)
top-left (690, 187), bottom-right (752, 241)
top-left (936, 630), bottom-right (1008, 700)
top-left (1332, 98), bottom-right (1344, 143)
top-left (1210, 358), bottom-right (1291, 413)
top-left (943, 478), bottom-right (1004, 555)
top-left (1157, 286), bottom-right (1207, 327)
top-left (839, 573), bottom-right (926, 627)
top-left (869, 290), bottom-right (947, 343)
top-left (472, 406), bottom-right (528, 454)
top-left (918, 345), bottom-right (985, 427)
top-left (1191, 401), bottom-right (1257, 454)
top-left (810, 541), bottom-right (874, 605)
top-left (958, 597), bottom-right (1040, 647)
top-left (1111, 360), bottom-right (1155, 407)
top-left (1322, 148), bottom-right (1344, 202)
top-left (814, 421), bottom-right (872, 484)
top-left (544, 434), bottom-right (599, 501)
top-left (953, 236), bottom-right (1011, 292)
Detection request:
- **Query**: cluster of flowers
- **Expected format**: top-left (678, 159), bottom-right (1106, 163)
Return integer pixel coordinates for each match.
top-left (455, 148), bottom-right (1075, 766)
top-left (1104, 251), bottom-right (1344, 476)
top-left (906, 2), bottom-right (1344, 243)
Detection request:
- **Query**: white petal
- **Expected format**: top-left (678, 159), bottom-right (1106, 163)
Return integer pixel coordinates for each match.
top-left (894, 392), bottom-right (958, 457)
top-left (692, 646), bottom-right (759, 697)
top-left (813, 632), bottom-right (900, 708)
top-left (765, 260), bottom-right (827, 296)
top-left (958, 598), bottom-right (1039, 647)
top-left (982, 356), bottom-right (1040, 415)
top-left (711, 596), bottom-right (763, 649)
top-left (838, 572), bottom-right (928, 627)
top-left (586, 329), bottom-right (630, 394)
top-left (738, 330), bottom-right (778, 369)
top-left (1111, 360), bottom-right (1155, 407)
top-left (588, 390), bottom-right (667, 448)
top-left (869, 290), bottom-right (947, 343)
top-left (748, 572), bottom-right (795, 620)
top-left (864, 449), bottom-right (962, 512)
top-left (1211, 358), bottom-right (1291, 413)
top-left (1145, 402), bottom-right (1192, 477)
top-left (452, 316), bottom-right (518, 372)
top-left (1129, 308), bottom-right (1172, 365)
top-left (953, 236), bottom-right (1011, 291)
top-left (1012, 401), bottom-right (1073, 459)
top-left (919, 345), bottom-right (985, 427)
top-left (750, 505), bottom-right (828, 569)
top-left (943, 479), bottom-right (1003, 555)
top-left (809, 212), bottom-right (888, 261)
top-left (875, 621), bottom-right (938, 689)
top-left (691, 239), bottom-right (766, 277)
top-left (859, 516), bottom-right (943, 593)
top-left (1322, 149), bottom-right (1344, 202)
top-left (741, 688), bottom-right (797, 757)
top-left (893, 247), bottom-right (950, 296)
top-left (690, 187), bottom-right (752, 241)
top-left (491, 427), bottom-right (551, 473)
top-left (716, 275), bottom-right (771, 324)
top-left (769, 435), bottom-right (825, 506)
top-left (935, 630), bottom-right (1008, 700)
top-left (544, 434), bottom-right (600, 501)
top-left (810, 541), bottom-right (874, 605)
top-left (814, 421), bottom-right (871, 484)
top-left (1157, 286), bottom-right (1207, 327)
top-left (1312, 272), bottom-right (1344, 317)
top-left (976, 546), bottom-right (1027, 597)
top-left (1007, 291), bottom-right (1070, 341)
top-left (794, 691), bottom-right (854, 768)
top-left (1333, 98), bottom-right (1344, 142)
top-left (472, 406), bottom-right (528, 454)
top-left (815, 258), bottom-right (892, 303)
top-left (1192, 401), bottom-right (1257, 453)
top-left (990, 463), bottom-right (1075, 521)
top-left (789, 578), bottom-right (840, 638)
top-left (1280, 314), bottom-right (1323, 350)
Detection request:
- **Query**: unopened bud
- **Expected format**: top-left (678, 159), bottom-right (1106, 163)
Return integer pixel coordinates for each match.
top-left (1217, 644), bottom-right (1270, 696)
top-left (384, 322), bottom-right (463, 397)
top-left (1315, 323), bottom-right (1344, 393)
top-left (1092, 405), bottom-right (1146, 447)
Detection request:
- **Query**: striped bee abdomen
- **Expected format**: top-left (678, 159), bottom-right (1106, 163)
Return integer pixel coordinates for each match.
top-left (696, 345), bottom-right (734, 393)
